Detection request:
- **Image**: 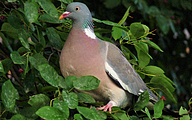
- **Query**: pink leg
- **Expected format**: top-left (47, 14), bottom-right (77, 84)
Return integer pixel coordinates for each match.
top-left (97, 101), bottom-right (114, 112)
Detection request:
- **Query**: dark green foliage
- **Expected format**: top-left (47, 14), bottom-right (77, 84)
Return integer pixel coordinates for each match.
top-left (0, 0), bottom-right (191, 119)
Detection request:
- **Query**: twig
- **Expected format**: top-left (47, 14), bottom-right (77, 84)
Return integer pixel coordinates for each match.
top-left (10, 67), bottom-right (23, 88)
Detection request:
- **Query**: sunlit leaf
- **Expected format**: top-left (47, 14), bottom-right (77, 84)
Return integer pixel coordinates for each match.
top-left (143, 66), bottom-right (165, 75)
top-left (74, 114), bottom-right (84, 120)
top-left (130, 22), bottom-right (145, 38)
top-left (112, 26), bottom-right (122, 40)
top-left (145, 107), bottom-right (152, 120)
top-left (77, 106), bottom-right (103, 120)
top-left (1, 80), bottom-right (19, 111)
top-left (154, 99), bottom-right (164, 118)
top-left (62, 91), bottom-right (78, 109)
top-left (10, 51), bottom-right (26, 64)
top-left (10, 114), bottom-right (26, 120)
top-left (73, 76), bottom-right (100, 91)
top-left (37, 0), bottom-right (58, 18)
top-left (38, 64), bottom-right (63, 87)
top-left (24, 1), bottom-right (39, 23)
top-left (53, 99), bottom-right (69, 118)
top-left (118, 7), bottom-right (131, 25)
top-left (143, 40), bottom-right (163, 52)
top-left (179, 106), bottom-right (190, 120)
top-left (36, 106), bottom-right (67, 120)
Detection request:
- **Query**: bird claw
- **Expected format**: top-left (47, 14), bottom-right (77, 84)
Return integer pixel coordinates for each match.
top-left (97, 102), bottom-right (113, 113)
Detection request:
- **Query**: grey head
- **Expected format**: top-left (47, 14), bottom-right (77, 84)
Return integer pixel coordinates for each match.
top-left (59, 2), bottom-right (93, 29)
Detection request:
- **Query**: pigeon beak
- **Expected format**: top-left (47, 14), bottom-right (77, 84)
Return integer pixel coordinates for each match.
top-left (59, 11), bottom-right (71, 20)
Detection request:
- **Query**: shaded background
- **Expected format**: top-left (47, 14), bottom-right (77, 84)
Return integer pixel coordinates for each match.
top-left (74, 0), bottom-right (192, 109)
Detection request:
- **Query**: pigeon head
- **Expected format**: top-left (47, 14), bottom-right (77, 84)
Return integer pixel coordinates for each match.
top-left (59, 2), bottom-right (93, 29)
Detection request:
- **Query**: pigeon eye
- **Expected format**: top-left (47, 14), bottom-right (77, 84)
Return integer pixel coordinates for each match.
top-left (75, 7), bottom-right (80, 11)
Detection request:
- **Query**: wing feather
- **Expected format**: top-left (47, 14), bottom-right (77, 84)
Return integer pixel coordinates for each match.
top-left (105, 42), bottom-right (158, 101)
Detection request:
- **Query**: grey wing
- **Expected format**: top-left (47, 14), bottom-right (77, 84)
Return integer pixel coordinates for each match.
top-left (105, 42), bottom-right (158, 101)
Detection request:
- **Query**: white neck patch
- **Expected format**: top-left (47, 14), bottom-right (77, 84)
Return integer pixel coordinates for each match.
top-left (84, 26), bottom-right (96, 39)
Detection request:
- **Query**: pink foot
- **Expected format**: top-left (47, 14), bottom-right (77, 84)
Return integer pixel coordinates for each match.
top-left (97, 102), bottom-right (114, 112)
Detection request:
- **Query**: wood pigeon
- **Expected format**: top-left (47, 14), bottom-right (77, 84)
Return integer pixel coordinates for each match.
top-left (59, 2), bottom-right (158, 111)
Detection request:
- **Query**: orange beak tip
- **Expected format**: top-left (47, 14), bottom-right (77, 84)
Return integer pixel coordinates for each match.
top-left (59, 15), bottom-right (64, 20)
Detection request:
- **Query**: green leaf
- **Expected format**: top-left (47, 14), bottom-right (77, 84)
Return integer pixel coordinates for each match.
top-left (39, 14), bottom-right (65, 23)
top-left (91, 107), bottom-right (107, 120)
top-left (46, 27), bottom-right (64, 50)
top-left (138, 50), bottom-right (150, 68)
top-left (154, 99), bottom-right (164, 118)
top-left (134, 42), bottom-right (151, 68)
top-left (58, 0), bottom-right (72, 4)
top-left (73, 76), bottom-right (100, 91)
top-left (114, 112), bottom-right (129, 120)
top-left (77, 93), bottom-right (96, 103)
top-left (134, 91), bottom-right (149, 111)
top-left (129, 116), bottom-right (140, 120)
top-left (142, 24), bottom-right (150, 34)
top-left (20, 106), bottom-right (38, 119)
top-left (121, 45), bottom-right (137, 61)
top-left (93, 18), bottom-right (122, 27)
top-left (1, 80), bottom-right (19, 111)
top-left (60, 76), bottom-right (77, 90)
top-left (29, 53), bottom-right (48, 70)
top-left (10, 51), bottom-right (26, 64)
top-left (148, 6), bottom-right (160, 16)
top-left (181, 0), bottom-right (192, 10)
top-left (0, 61), bottom-right (5, 74)
top-left (53, 99), bottom-right (69, 118)
top-left (150, 77), bottom-right (176, 103)
top-left (37, 0), bottom-right (58, 18)
top-left (119, 7), bottom-right (131, 25)
top-left (144, 107), bottom-right (152, 120)
top-left (143, 40), bottom-right (163, 52)
top-left (62, 91), bottom-right (78, 109)
top-left (143, 66), bottom-right (165, 75)
top-left (77, 106), bottom-right (103, 120)
top-left (10, 114), bottom-right (26, 120)
top-left (7, 14), bottom-right (23, 29)
top-left (23, 71), bottom-right (36, 93)
top-left (156, 15), bottom-right (170, 34)
top-left (24, 1), bottom-right (39, 23)
top-left (130, 22), bottom-right (145, 38)
top-left (36, 106), bottom-right (67, 120)
top-left (0, 59), bottom-right (13, 75)
top-left (0, 32), bottom-right (13, 52)
top-left (112, 26), bottom-right (122, 40)
top-left (38, 64), bottom-right (64, 87)
top-left (74, 114), bottom-right (84, 120)
top-left (151, 76), bottom-right (175, 93)
top-left (28, 94), bottom-right (50, 109)
top-left (1, 23), bottom-right (18, 39)
top-left (18, 29), bottom-right (31, 50)
top-left (179, 106), bottom-right (190, 120)
top-left (104, 0), bottom-right (121, 9)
